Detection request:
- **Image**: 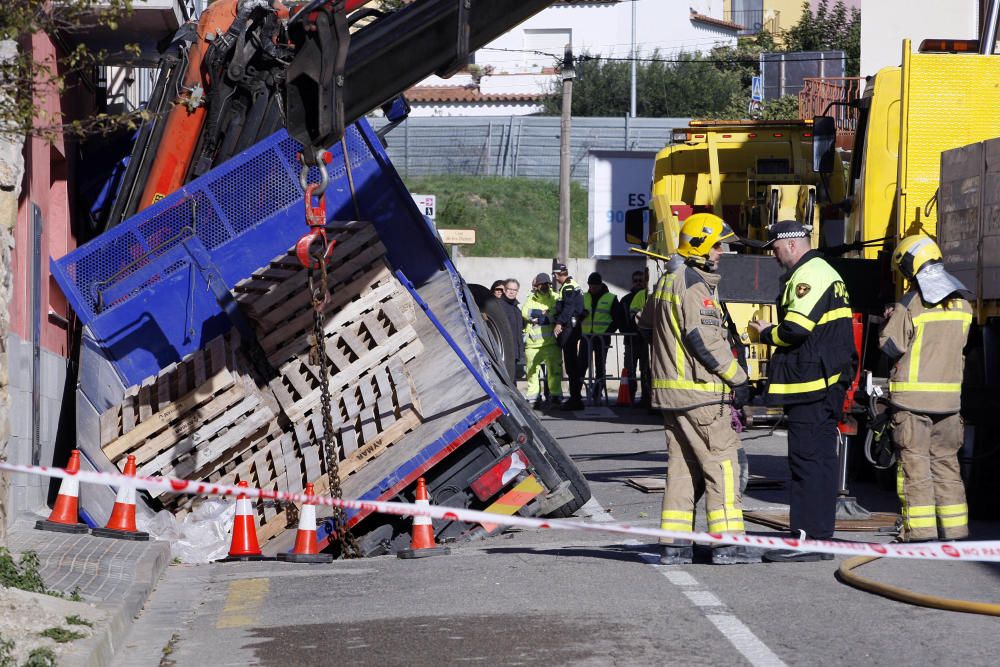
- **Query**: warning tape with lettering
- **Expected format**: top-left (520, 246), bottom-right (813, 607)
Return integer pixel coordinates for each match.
top-left (2, 460), bottom-right (997, 562)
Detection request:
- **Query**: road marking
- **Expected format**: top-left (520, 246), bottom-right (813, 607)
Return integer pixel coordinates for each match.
top-left (619, 526), bottom-right (787, 667)
top-left (579, 497), bottom-right (615, 523)
top-left (216, 577), bottom-right (270, 629)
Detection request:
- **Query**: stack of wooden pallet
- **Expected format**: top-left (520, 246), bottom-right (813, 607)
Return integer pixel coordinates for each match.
top-left (97, 221), bottom-right (425, 542)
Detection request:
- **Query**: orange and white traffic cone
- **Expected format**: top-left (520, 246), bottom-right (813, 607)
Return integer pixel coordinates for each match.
top-left (278, 483), bottom-right (332, 563)
top-left (221, 481), bottom-right (270, 562)
top-left (35, 449), bottom-right (89, 534)
top-left (616, 368), bottom-right (633, 406)
top-left (397, 477), bottom-right (451, 559)
top-left (92, 455), bottom-right (150, 541)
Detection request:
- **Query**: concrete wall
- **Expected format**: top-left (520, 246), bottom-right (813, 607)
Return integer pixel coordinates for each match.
top-left (454, 255), bottom-right (653, 300)
top-left (860, 0), bottom-right (980, 79)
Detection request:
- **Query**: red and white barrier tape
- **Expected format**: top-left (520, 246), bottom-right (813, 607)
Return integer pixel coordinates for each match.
top-left (3, 460), bottom-right (998, 562)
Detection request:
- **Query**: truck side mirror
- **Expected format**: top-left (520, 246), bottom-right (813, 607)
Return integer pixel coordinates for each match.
top-left (625, 208), bottom-right (648, 248)
top-left (812, 116), bottom-right (837, 174)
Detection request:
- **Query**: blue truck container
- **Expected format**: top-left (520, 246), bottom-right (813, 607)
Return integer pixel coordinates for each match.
top-left (52, 120), bottom-right (589, 554)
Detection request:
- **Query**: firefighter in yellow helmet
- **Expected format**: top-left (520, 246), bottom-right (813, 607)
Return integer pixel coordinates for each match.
top-left (880, 234), bottom-right (972, 542)
top-left (638, 213), bottom-right (757, 564)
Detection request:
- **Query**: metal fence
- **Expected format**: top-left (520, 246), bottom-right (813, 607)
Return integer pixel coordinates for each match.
top-left (371, 116), bottom-right (689, 184)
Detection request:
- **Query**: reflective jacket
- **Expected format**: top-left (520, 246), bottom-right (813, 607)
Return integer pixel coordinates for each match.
top-left (521, 290), bottom-right (558, 349)
top-left (761, 250), bottom-right (855, 406)
top-left (582, 288), bottom-right (618, 334)
top-left (638, 261), bottom-right (747, 410)
top-left (879, 291), bottom-right (972, 414)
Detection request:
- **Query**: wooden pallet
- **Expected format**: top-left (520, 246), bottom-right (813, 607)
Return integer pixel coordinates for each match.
top-left (99, 222), bottom-right (433, 543)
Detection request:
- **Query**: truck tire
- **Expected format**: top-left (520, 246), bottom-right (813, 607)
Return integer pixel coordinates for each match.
top-left (469, 284), bottom-right (518, 382)
top-left (512, 392), bottom-right (592, 518)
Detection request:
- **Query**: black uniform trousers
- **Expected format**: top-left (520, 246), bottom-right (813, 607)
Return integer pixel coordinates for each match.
top-left (784, 386), bottom-right (845, 540)
top-left (561, 329), bottom-right (584, 401)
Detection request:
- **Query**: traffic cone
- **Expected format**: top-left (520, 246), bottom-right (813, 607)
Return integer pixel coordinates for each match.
top-left (616, 368), bottom-right (633, 406)
top-left (277, 483), bottom-right (332, 563)
top-left (92, 455), bottom-right (150, 541)
top-left (397, 477), bottom-right (451, 559)
top-left (35, 449), bottom-right (89, 534)
top-left (220, 481), bottom-right (271, 562)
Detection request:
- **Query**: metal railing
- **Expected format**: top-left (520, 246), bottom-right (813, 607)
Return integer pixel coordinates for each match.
top-left (723, 9), bottom-right (781, 36)
top-left (798, 77), bottom-right (863, 149)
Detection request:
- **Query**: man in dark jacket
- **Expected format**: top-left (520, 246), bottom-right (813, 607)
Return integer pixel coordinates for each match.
top-left (749, 221), bottom-right (856, 563)
top-left (552, 261), bottom-right (585, 410)
top-left (580, 272), bottom-right (623, 402)
top-left (501, 278), bottom-right (526, 378)
top-left (621, 268), bottom-right (651, 407)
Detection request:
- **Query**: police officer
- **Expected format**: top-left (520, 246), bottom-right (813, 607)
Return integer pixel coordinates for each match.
top-left (749, 220), bottom-right (855, 562)
top-left (879, 235), bottom-right (972, 542)
top-left (522, 273), bottom-right (563, 409)
top-left (580, 271), bottom-right (622, 402)
top-left (552, 262), bottom-right (586, 410)
top-left (638, 213), bottom-right (756, 565)
top-left (622, 268), bottom-right (651, 406)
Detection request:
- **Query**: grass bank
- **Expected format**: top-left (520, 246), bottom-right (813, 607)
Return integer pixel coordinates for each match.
top-left (403, 175), bottom-right (589, 257)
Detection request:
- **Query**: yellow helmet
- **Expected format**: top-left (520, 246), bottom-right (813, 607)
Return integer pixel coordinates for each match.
top-left (892, 234), bottom-right (942, 279)
top-left (677, 213), bottom-right (736, 258)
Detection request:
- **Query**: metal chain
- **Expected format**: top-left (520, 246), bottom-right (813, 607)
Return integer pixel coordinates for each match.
top-left (308, 259), bottom-right (362, 559)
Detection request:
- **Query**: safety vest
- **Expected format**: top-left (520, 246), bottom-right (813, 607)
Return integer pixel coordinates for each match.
top-left (761, 251), bottom-right (855, 405)
top-left (637, 263), bottom-right (747, 410)
top-left (629, 289), bottom-right (647, 316)
top-left (879, 292), bottom-right (972, 413)
top-left (582, 291), bottom-right (616, 334)
top-left (521, 290), bottom-right (557, 349)
top-left (554, 278), bottom-right (584, 328)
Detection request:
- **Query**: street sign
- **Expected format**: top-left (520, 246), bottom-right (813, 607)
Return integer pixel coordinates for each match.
top-left (751, 75), bottom-right (763, 102)
top-left (411, 193), bottom-right (436, 219)
top-left (439, 228), bottom-right (476, 244)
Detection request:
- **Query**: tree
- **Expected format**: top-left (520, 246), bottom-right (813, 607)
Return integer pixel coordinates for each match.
top-left (783, 0), bottom-right (861, 76)
top-left (0, 0), bottom-right (145, 140)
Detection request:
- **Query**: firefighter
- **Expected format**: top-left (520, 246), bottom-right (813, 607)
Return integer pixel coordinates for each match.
top-left (522, 273), bottom-right (563, 409)
top-left (749, 221), bottom-right (856, 563)
top-left (580, 271), bottom-right (622, 402)
top-left (879, 235), bottom-right (972, 542)
top-left (638, 213), bottom-right (757, 565)
top-left (552, 261), bottom-right (586, 410)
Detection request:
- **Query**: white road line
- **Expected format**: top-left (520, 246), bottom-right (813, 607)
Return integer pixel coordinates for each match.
top-left (622, 537), bottom-right (787, 667)
top-left (579, 497), bottom-right (615, 523)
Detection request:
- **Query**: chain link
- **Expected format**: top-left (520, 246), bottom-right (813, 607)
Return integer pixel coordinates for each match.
top-left (308, 256), bottom-right (362, 559)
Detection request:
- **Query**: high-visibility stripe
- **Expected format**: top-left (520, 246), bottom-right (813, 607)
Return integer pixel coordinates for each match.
top-left (722, 459), bottom-right (735, 522)
top-left (906, 517), bottom-right (937, 528)
top-left (653, 290), bottom-right (680, 303)
top-left (889, 382), bottom-right (961, 392)
top-left (479, 476), bottom-right (545, 533)
top-left (653, 379), bottom-right (727, 392)
top-left (938, 515), bottom-right (968, 528)
top-left (937, 503), bottom-right (968, 515)
top-left (767, 373), bottom-right (841, 395)
top-left (770, 326), bottom-right (789, 347)
top-left (817, 307), bottom-right (853, 325)
top-left (660, 520), bottom-right (693, 531)
top-left (661, 510), bottom-right (694, 521)
top-left (784, 311), bottom-right (815, 331)
top-left (909, 321), bottom-right (924, 383)
top-left (912, 311), bottom-right (973, 325)
top-left (718, 359), bottom-right (740, 382)
top-left (903, 505), bottom-right (935, 517)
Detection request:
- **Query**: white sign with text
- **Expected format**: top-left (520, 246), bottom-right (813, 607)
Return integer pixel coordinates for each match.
top-left (587, 150), bottom-right (657, 258)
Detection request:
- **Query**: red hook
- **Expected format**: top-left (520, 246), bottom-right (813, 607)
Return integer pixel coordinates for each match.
top-left (296, 183), bottom-right (336, 269)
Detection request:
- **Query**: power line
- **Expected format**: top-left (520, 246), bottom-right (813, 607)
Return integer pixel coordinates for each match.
top-left (479, 46), bottom-right (846, 66)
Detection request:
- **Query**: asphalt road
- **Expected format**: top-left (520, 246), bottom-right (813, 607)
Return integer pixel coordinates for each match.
top-left (114, 406), bottom-right (1000, 666)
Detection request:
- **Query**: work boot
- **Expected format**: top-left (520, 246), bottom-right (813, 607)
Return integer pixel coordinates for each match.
top-left (532, 397), bottom-right (544, 410)
top-left (762, 549), bottom-right (834, 563)
top-left (659, 544), bottom-right (693, 565)
top-left (559, 398), bottom-right (585, 411)
top-left (711, 545), bottom-right (765, 565)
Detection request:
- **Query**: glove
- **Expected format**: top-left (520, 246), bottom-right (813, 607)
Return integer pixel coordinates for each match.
top-left (732, 383), bottom-right (751, 410)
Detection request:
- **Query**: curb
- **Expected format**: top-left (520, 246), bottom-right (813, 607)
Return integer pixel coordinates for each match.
top-left (81, 540), bottom-right (170, 667)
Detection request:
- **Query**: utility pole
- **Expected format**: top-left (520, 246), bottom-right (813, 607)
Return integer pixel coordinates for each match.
top-left (630, 0), bottom-right (637, 118)
top-left (558, 44), bottom-right (574, 264)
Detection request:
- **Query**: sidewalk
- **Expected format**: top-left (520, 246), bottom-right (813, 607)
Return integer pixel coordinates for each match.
top-left (4, 519), bottom-right (170, 666)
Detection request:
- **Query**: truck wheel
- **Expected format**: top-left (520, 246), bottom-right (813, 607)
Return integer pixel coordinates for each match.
top-left (512, 392), bottom-right (591, 518)
top-left (469, 284), bottom-right (518, 382)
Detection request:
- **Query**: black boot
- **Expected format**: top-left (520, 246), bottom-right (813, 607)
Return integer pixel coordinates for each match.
top-left (659, 543), bottom-right (693, 565)
top-left (712, 545), bottom-right (766, 564)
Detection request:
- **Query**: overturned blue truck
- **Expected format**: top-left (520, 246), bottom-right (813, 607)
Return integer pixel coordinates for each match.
top-left (51, 0), bottom-right (589, 555)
